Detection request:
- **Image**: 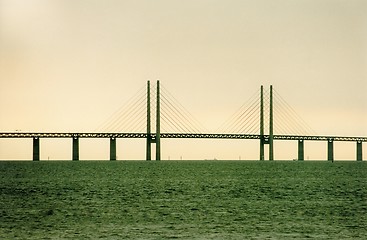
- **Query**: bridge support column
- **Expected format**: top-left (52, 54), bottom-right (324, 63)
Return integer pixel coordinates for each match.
top-left (110, 138), bottom-right (116, 161)
top-left (33, 137), bottom-right (40, 161)
top-left (73, 137), bottom-right (79, 161)
top-left (357, 141), bottom-right (363, 161)
top-left (298, 139), bottom-right (304, 161)
top-left (146, 136), bottom-right (152, 161)
top-left (328, 139), bottom-right (334, 161)
top-left (156, 80), bottom-right (161, 161)
top-left (260, 138), bottom-right (265, 161)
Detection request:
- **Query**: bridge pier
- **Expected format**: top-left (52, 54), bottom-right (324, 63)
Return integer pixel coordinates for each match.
top-left (357, 141), bottom-right (363, 161)
top-left (328, 139), bottom-right (334, 161)
top-left (73, 137), bottom-right (79, 161)
top-left (298, 139), bottom-right (304, 161)
top-left (110, 138), bottom-right (116, 161)
top-left (33, 137), bottom-right (40, 161)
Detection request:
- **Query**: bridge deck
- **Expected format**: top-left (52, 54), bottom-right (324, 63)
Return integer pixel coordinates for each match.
top-left (0, 132), bottom-right (366, 142)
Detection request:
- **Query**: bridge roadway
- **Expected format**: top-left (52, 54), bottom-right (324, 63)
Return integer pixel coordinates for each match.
top-left (0, 132), bottom-right (366, 142)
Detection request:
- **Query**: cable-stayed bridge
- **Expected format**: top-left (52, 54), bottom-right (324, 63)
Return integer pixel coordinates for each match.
top-left (1, 81), bottom-right (365, 161)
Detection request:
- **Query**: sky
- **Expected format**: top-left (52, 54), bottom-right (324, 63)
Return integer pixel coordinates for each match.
top-left (0, 0), bottom-right (366, 160)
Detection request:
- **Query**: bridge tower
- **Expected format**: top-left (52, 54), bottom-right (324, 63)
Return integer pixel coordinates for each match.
top-left (146, 80), bottom-right (161, 161)
top-left (259, 85), bottom-right (274, 161)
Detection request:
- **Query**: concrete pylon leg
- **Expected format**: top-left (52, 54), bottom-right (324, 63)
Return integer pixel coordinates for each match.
top-left (259, 86), bottom-right (264, 161)
top-left (269, 85), bottom-right (274, 161)
top-left (156, 80), bottom-right (161, 161)
top-left (146, 80), bottom-right (152, 161)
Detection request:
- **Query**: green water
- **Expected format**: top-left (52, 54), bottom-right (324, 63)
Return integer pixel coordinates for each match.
top-left (0, 161), bottom-right (366, 239)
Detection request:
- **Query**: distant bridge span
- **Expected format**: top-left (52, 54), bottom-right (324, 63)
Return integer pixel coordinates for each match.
top-left (0, 81), bottom-right (365, 161)
top-left (0, 132), bottom-right (365, 162)
top-left (0, 132), bottom-right (366, 142)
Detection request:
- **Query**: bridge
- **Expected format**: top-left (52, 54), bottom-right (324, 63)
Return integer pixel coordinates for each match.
top-left (0, 81), bottom-right (365, 161)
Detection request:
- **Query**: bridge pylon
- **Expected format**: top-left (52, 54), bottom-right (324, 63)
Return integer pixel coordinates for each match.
top-left (259, 85), bottom-right (274, 161)
top-left (146, 80), bottom-right (161, 161)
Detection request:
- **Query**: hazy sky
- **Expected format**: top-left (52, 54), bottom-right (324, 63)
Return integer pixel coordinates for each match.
top-left (0, 0), bottom-right (366, 160)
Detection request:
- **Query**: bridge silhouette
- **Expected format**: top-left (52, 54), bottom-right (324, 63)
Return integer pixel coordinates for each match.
top-left (1, 80), bottom-right (365, 161)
